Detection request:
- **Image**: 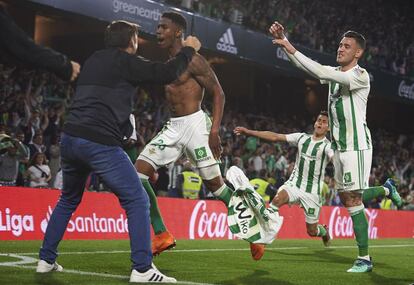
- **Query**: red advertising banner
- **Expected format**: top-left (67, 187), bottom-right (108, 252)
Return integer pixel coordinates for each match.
top-left (1, 187), bottom-right (413, 240)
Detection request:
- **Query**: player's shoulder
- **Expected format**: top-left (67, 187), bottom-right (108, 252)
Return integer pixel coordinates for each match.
top-left (189, 53), bottom-right (209, 74)
top-left (285, 132), bottom-right (303, 143)
top-left (322, 137), bottom-right (332, 146)
top-left (294, 132), bottom-right (309, 141)
top-left (351, 65), bottom-right (369, 79)
top-left (191, 53), bottom-right (208, 65)
top-left (287, 132), bottom-right (306, 137)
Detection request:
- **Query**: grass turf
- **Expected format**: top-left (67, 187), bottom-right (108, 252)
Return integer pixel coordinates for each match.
top-left (0, 239), bottom-right (413, 285)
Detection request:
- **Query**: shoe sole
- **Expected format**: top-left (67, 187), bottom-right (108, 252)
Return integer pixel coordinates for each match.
top-left (153, 241), bottom-right (177, 256)
top-left (347, 268), bottom-right (373, 273)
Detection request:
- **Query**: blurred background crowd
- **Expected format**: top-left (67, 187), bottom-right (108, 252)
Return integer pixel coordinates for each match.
top-left (1, 65), bottom-right (413, 210)
top-left (161, 0), bottom-right (414, 78)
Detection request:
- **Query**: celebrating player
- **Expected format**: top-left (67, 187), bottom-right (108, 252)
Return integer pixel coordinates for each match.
top-left (235, 111), bottom-right (332, 246)
top-left (134, 11), bottom-right (247, 256)
top-left (269, 21), bottom-right (402, 272)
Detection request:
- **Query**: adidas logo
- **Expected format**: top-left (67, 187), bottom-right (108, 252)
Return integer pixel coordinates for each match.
top-left (216, 28), bottom-right (238, 55)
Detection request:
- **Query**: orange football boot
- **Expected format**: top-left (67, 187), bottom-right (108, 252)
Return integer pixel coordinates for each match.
top-left (152, 231), bottom-right (176, 256)
top-left (250, 243), bottom-right (265, 260)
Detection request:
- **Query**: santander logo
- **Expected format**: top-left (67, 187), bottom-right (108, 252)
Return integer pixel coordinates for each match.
top-left (40, 206), bottom-right (129, 234)
top-left (189, 201), bottom-right (233, 240)
top-left (328, 207), bottom-right (378, 239)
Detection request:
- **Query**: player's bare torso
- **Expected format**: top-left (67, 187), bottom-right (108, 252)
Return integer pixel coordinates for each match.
top-left (165, 53), bottom-right (205, 117)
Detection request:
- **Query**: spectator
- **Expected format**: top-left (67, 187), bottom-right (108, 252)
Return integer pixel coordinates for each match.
top-left (250, 169), bottom-right (277, 202)
top-left (27, 152), bottom-right (51, 188)
top-left (177, 161), bottom-right (203, 199)
top-left (47, 135), bottom-right (61, 186)
top-left (28, 133), bottom-right (46, 159)
top-left (0, 134), bottom-right (29, 186)
top-left (15, 130), bottom-right (30, 186)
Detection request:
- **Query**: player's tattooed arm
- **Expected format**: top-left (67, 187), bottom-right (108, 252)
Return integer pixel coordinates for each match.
top-left (189, 54), bottom-right (225, 159)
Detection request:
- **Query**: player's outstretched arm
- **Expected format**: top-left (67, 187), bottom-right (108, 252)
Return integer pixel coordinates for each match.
top-left (233, 127), bottom-right (286, 142)
top-left (270, 22), bottom-right (351, 87)
top-left (189, 54), bottom-right (225, 159)
top-left (269, 22), bottom-right (308, 72)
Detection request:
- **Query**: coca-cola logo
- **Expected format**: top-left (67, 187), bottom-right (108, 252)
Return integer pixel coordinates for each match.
top-left (328, 207), bottom-right (378, 239)
top-left (189, 201), bottom-right (233, 240)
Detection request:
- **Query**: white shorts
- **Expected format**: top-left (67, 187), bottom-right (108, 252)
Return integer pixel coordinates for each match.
top-left (139, 110), bottom-right (220, 170)
top-left (333, 149), bottom-right (372, 192)
top-left (279, 183), bottom-right (322, 224)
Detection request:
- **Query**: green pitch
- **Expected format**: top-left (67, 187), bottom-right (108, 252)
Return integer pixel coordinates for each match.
top-left (0, 239), bottom-right (413, 285)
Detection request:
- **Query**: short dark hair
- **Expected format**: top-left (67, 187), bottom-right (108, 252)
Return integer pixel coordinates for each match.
top-left (319, 110), bottom-right (329, 117)
top-left (342, 30), bottom-right (366, 50)
top-left (104, 20), bottom-right (139, 48)
top-left (162, 11), bottom-right (187, 32)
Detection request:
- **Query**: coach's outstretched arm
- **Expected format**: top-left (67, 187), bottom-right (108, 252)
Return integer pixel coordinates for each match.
top-left (0, 6), bottom-right (80, 81)
top-left (125, 36), bottom-right (200, 85)
top-left (234, 126), bottom-right (286, 143)
top-left (269, 22), bottom-right (351, 87)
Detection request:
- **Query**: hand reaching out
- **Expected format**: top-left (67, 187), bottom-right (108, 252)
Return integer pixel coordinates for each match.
top-left (233, 126), bottom-right (249, 136)
top-left (269, 21), bottom-right (297, 54)
top-left (183, 36), bottom-right (201, 52)
top-left (70, 61), bottom-right (81, 81)
top-left (269, 21), bottom-right (286, 40)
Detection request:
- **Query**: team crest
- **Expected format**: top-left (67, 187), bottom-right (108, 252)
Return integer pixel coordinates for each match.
top-left (344, 172), bottom-right (352, 183)
top-left (194, 147), bottom-right (207, 160)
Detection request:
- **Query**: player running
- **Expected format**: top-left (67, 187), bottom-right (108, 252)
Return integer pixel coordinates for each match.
top-left (135, 11), bottom-right (263, 260)
top-left (269, 21), bottom-right (402, 272)
top-left (235, 111), bottom-right (332, 246)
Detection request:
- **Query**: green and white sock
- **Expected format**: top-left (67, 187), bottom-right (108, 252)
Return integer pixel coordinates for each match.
top-left (139, 173), bottom-right (166, 234)
top-left (362, 186), bottom-right (388, 203)
top-left (349, 207), bottom-right (369, 256)
top-left (213, 184), bottom-right (233, 205)
top-left (316, 224), bottom-right (327, 237)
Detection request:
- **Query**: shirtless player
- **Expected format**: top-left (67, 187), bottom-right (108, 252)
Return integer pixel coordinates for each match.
top-left (135, 12), bottom-right (263, 260)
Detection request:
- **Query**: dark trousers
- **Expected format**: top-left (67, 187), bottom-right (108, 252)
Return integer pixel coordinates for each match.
top-left (39, 133), bottom-right (151, 270)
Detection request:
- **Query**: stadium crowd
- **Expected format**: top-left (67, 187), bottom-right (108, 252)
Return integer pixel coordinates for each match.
top-left (162, 0), bottom-right (414, 77)
top-left (1, 65), bottom-right (413, 210)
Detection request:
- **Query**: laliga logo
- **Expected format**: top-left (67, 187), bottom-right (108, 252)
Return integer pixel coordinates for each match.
top-left (189, 201), bottom-right (233, 239)
top-left (0, 208), bottom-right (34, 237)
top-left (40, 206), bottom-right (53, 233)
top-left (216, 28), bottom-right (238, 55)
top-left (328, 207), bottom-right (378, 239)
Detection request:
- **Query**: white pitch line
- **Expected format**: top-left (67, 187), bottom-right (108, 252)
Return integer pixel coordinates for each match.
top-left (323, 244), bottom-right (414, 249)
top-left (3, 262), bottom-right (216, 285)
top-left (4, 243), bottom-right (414, 256)
top-left (2, 244), bottom-right (414, 285)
